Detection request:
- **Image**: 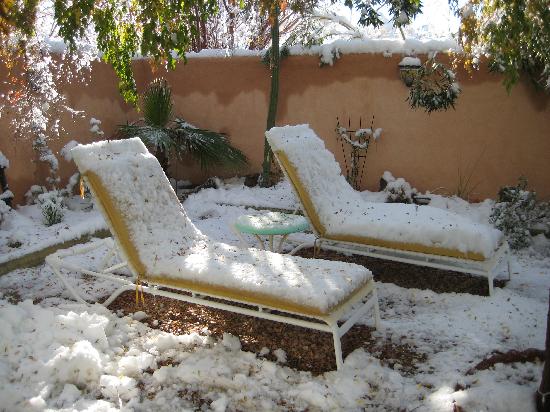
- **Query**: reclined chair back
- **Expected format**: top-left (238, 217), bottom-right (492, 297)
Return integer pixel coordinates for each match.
top-left (71, 138), bottom-right (203, 279)
top-left (268, 125), bottom-right (363, 239)
top-left (267, 125), bottom-right (504, 262)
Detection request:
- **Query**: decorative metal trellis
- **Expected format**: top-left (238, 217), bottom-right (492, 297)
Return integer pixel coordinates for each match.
top-left (335, 116), bottom-right (382, 190)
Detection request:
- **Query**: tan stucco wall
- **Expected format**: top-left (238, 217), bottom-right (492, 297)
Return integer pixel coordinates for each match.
top-left (1, 53), bottom-right (549, 205)
top-left (0, 59), bottom-right (146, 204)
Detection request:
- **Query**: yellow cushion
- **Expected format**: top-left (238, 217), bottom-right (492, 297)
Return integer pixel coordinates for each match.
top-left (84, 172), bottom-right (148, 276)
top-left (145, 274), bottom-right (371, 317)
top-left (274, 150), bottom-right (487, 262)
top-left (276, 151), bottom-right (327, 236)
top-left (85, 170), bottom-right (371, 316)
top-left (324, 233), bottom-right (486, 261)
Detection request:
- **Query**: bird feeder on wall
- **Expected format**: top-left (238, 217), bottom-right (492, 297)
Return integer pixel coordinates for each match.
top-left (398, 56), bottom-right (422, 87)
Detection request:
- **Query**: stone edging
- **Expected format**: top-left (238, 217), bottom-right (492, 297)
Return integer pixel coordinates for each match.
top-left (0, 229), bottom-right (111, 277)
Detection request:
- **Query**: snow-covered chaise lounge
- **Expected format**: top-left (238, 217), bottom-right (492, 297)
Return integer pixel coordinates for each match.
top-left (266, 125), bottom-right (511, 296)
top-left (45, 138), bottom-right (380, 370)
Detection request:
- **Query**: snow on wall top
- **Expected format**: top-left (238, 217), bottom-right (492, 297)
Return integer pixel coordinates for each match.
top-left (288, 38), bottom-right (457, 57)
top-left (45, 37), bottom-right (458, 60)
top-left (183, 38), bottom-right (458, 63)
top-left (71, 138), bottom-right (371, 313)
top-left (266, 124), bottom-right (503, 258)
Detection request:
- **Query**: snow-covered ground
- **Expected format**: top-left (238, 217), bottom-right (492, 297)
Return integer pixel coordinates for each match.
top-left (1, 180), bottom-right (549, 411)
top-left (0, 197), bottom-right (106, 265)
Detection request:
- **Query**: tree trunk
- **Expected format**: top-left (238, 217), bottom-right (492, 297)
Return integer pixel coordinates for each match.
top-left (259, 5), bottom-right (280, 188)
top-left (537, 289), bottom-right (550, 412)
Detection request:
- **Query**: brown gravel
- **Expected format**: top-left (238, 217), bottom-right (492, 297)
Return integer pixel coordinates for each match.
top-left (295, 248), bottom-right (508, 296)
top-left (467, 348), bottom-right (545, 374)
top-left (109, 290), bottom-right (425, 375)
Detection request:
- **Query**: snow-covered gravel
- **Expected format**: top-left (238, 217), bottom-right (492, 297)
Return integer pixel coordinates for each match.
top-left (1, 179), bottom-right (549, 411)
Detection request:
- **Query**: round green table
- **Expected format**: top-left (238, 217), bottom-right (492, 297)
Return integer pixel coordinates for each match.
top-left (234, 211), bottom-right (309, 252)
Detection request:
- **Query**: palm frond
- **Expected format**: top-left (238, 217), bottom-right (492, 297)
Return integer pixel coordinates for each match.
top-left (172, 118), bottom-right (248, 171)
top-left (142, 78), bottom-right (172, 128)
top-left (118, 123), bottom-right (173, 154)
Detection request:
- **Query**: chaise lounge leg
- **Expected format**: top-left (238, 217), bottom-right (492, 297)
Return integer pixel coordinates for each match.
top-left (102, 284), bottom-right (134, 307)
top-left (99, 242), bottom-right (117, 271)
top-left (47, 257), bottom-right (88, 305)
top-left (332, 324), bottom-right (344, 370)
top-left (506, 246), bottom-right (512, 281)
top-left (288, 241), bottom-right (314, 256)
top-left (487, 269), bottom-right (494, 297)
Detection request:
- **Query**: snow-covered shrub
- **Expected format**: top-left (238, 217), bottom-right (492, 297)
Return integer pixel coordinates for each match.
top-left (38, 190), bottom-right (66, 226)
top-left (7, 230), bottom-right (24, 248)
top-left (381, 171), bottom-right (417, 203)
top-left (0, 151), bottom-right (13, 207)
top-left (490, 178), bottom-right (536, 249)
top-left (533, 202), bottom-right (550, 236)
top-left (0, 199), bottom-right (10, 227)
top-left (0, 189), bottom-right (13, 206)
top-left (33, 133), bottom-right (60, 188)
top-left (89, 118), bottom-right (104, 136)
top-left (25, 184), bottom-right (47, 205)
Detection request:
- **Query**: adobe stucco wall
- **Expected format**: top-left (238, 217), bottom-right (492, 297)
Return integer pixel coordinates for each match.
top-left (1, 53), bottom-right (549, 205)
top-left (0, 59), bottom-right (148, 204)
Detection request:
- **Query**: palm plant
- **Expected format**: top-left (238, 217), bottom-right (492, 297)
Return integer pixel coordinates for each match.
top-left (119, 78), bottom-right (248, 174)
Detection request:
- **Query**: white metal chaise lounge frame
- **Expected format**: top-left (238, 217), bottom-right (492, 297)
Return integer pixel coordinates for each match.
top-left (267, 125), bottom-right (512, 297)
top-left (46, 138), bottom-right (381, 370)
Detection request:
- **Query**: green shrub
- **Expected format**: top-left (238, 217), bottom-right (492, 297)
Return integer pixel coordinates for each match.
top-left (490, 177), bottom-right (536, 249)
top-left (38, 190), bottom-right (65, 226)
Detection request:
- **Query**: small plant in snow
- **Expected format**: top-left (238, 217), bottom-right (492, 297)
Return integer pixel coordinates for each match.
top-left (37, 190), bottom-right (66, 226)
top-left (25, 185), bottom-right (47, 205)
top-left (89, 118), bottom-right (104, 136)
top-left (7, 231), bottom-right (24, 248)
top-left (381, 171), bottom-right (417, 203)
top-left (490, 177), bottom-right (536, 249)
top-left (0, 199), bottom-right (11, 227)
top-left (0, 150), bottom-right (13, 207)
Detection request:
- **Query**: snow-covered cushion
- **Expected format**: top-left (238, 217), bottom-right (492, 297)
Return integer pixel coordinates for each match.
top-left (266, 124), bottom-right (503, 259)
top-left (71, 138), bottom-right (372, 315)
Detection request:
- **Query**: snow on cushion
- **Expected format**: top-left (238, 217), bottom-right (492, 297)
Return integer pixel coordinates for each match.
top-left (266, 124), bottom-right (503, 260)
top-left (72, 137), bottom-right (149, 159)
top-left (71, 138), bottom-right (372, 315)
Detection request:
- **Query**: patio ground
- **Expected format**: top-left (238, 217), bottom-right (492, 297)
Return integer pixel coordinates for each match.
top-left (0, 180), bottom-right (549, 411)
